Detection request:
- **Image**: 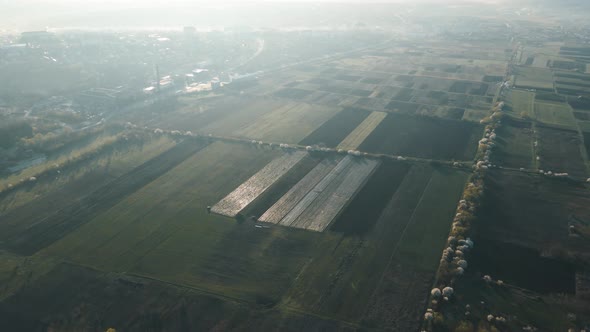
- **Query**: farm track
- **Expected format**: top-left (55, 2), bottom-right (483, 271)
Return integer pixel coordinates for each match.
top-left (0, 139), bottom-right (210, 256)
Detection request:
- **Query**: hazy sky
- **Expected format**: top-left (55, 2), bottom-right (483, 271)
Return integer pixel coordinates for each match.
top-left (6, 0), bottom-right (503, 4)
top-left (0, 0), bottom-right (505, 31)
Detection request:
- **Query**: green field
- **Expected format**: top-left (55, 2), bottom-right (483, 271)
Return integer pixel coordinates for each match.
top-left (39, 142), bottom-right (309, 300)
top-left (33, 149), bottom-right (467, 329)
top-left (492, 120), bottom-right (534, 169)
top-left (534, 102), bottom-right (577, 128)
top-left (283, 164), bottom-right (468, 327)
top-left (236, 101), bottom-right (342, 143)
top-left (508, 89), bottom-right (535, 118)
top-left (513, 66), bottom-right (554, 91)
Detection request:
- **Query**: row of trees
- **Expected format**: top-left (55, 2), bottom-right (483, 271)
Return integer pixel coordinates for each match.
top-left (423, 99), bottom-right (505, 332)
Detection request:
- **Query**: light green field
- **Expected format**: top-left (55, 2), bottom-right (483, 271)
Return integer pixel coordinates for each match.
top-left (197, 98), bottom-right (286, 136)
top-left (514, 66), bottom-right (554, 91)
top-left (237, 102), bottom-right (341, 143)
top-left (509, 89), bottom-right (535, 118)
top-left (535, 102), bottom-right (577, 128)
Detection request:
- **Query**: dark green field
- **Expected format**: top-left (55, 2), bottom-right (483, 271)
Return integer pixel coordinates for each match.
top-left (358, 113), bottom-right (482, 160)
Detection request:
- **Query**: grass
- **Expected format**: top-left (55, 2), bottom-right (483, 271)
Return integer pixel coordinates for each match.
top-left (0, 262), bottom-right (354, 331)
top-left (513, 66), bottom-right (554, 91)
top-left (450, 273), bottom-right (579, 332)
top-left (1, 139), bottom-right (209, 255)
top-left (0, 136), bottom-right (176, 213)
top-left (358, 113), bottom-right (483, 161)
top-left (282, 164), bottom-right (468, 326)
top-left (195, 97), bottom-right (286, 136)
top-left (537, 126), bottom-right (588, 177)
top-left (534, 102), bottom-right (577, 129)
top-left (508, 89), bottom-right (535, 118)
top-left (492, 119), bottom-right (534, 169)
top-left (39, 142), bottom-right (322, 302)
top-left (394, 167), bottom-right (468, 271)
top-left (236, 102), bottom-right (341, 143)
top-left (477, 170), bottom-right (590, 254)
top-left (443, 169), bottom-right (590, 331)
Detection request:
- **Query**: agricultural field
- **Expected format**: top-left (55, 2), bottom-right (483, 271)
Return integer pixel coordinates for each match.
top-left (537, 126), bottom-right (587, 177)
top-left (337, 111), bottom-right (387, 150)
top-left (39, 141), bottom-right (310, 300)
top-left (534, 102), bottom-right (577, 129)
top-left (256, 52), bottom-right (500, 124)
top-left (506, 89), bottom-right (535, 118)
top-left (146, 95), bottom-right (340, 144)
top-left (146, 95), bottom-right (278, 133)
top-left (284, 163), bottom-right (469, 330)
top-left (13, 16), bottom-right (590, 332)
top-left (490, 118), bottom-right (534, 169)
top-left (0, 134), bottom-right (177, 213)
top-left (211, 150), bottom-right (308, 217)
top-left (0, 138), bottom-right (210, 255)
top-left (235, 102), bottom-right (342, 143)
top-left (259, 156), bottom-right (343, 225)
top-left (0, 262), bottom-right (353, 331)
top-left (513, 66), bottom-right (554, 91)
top-left (260, 155), bottom-right (380, 231)
top-left (8, 140), bottom-right (468, 330)
top-left (446, 170), bottom-right (590, 331)
top-left (299, 107), bottom-right (371, 147)
top-left (358, 113), bottom-right (483, 161)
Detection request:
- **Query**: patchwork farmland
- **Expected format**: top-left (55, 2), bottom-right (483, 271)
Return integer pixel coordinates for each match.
top-left (3, 11), bottom-right (590, 332)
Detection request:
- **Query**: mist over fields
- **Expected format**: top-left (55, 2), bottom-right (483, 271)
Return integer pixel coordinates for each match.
top-left (2, 1), bottom-right (590, 331)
